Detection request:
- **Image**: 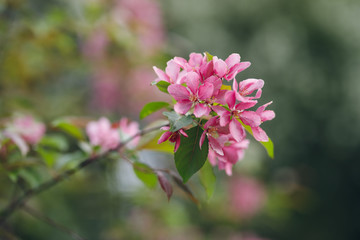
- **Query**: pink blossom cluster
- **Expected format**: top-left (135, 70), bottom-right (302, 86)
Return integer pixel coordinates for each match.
top-left (86, 117), bottom-right (140, 152)
top-left (155, 53), bottom-right (275, 175)
top-left (1, 115), bottom-right (46, 155)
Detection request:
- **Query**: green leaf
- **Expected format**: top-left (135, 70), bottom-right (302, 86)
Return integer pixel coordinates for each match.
top-left (174, 126), bottom-right (209, 182)
top-left (38, 134), bottom-right (68, 151)
top-left (205, 52), bottom-right (214, 61)
top-left (155, 81), bottom-right (171, 94)
top-left (52, 120), bottom-right (84, 140)
top-left (240, 122), bottom-right (274, 159)
top-left (140, 101), bottom-right (169, 119)
top-left (163, 111), bottom-right (194, 132)
top-left (199, 160), bottom-right (216, 199)
top-left (36, 147), bottom-right (59, 167)
top-left (133, 162), bottom-right (158, 189)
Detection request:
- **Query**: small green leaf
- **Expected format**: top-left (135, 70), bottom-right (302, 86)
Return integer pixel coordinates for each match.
top-left (199, 160), bottom-right (216, 199)
top-left (38, 134), bottom-right (68, 151)
top-left (240, 122), bottom-right (274, 159)
top-left (133, 162), bottom-right (158, 189)
top-left (155, 81), bottom-right (171, 94)
top-left (52, 120), bottom-right (84, 140)
top-left (205, 52), bottom-right (214, 61)
top-left (140, 101), bottom-right (169, 119)
top-left (163, 111), bottom-right (193, 132)
top-left (36, 147), bottom-right (59, 167)
top-left (174, 126), bottom-right (209, 182)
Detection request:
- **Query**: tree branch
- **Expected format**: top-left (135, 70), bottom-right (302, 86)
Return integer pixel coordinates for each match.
top-left (0, 124), bottom-right (165, 225)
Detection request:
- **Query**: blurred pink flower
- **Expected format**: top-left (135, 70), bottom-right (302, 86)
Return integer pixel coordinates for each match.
top-left (82, 29), bottom-right (109, 61)
top-left (9, 115), bottom-right (46, 145)
top-left (118, 118), bottom-right (140, 149)
top-left (114, 0), bottom-right (165, 54)
top-left (228, 176), bottom-right (266, 219)
top-left (86, 117), bottom-right (120, 151)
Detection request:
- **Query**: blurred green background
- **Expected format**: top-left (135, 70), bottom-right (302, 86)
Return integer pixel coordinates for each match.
top-left (1, 0), bottom-right (360, 239)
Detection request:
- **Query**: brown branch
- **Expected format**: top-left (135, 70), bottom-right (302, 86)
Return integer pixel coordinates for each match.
top-left (21, 204), bottom-right (86, 240)
top-left (0, 124), bottom-right (166, 225)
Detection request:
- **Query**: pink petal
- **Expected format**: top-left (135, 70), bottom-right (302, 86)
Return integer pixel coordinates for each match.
top-left (200, 60), bottom-right (214, 79)
top-left (208, 149), bottom-right (217, 166)
top-left (223, 146), bottom-right (240, 164)
top-left (174, 100), bottom-right (193, 114)
top-left (252, 126), bottom-right (269, 142)
top-left (179, 129), bottom-right (188, 137)
top-left (173, 57), bottom-right (187, 69)
top-left (204, 116), bottom-right (218, 129)
top-left (168, 84), bottom-right (189, 101)
top-left (165, 60), bottom-right (180, 83)
top-left (158, 131), bottom-right (172, 144)
top-left (229, 119), bottom-right (245, 142)
top-left (174, 136), bottom-right (181, 152)
top-left (225, 53), bottom-right (240, 68)
top-left (235, 100), bottom-right (258, 110)
top-left (194, 103), bottom-right (210, 118)
top-left (6, 132), bottom-right (29, 156)
top-left (239, 78), bottom-right (264, 95)
top-left (185, 72), bottom-right (200, 94)
top-left (261, 110), bottom-right (275, 122)
top-left (225, 91), bottom-right (236, 109)
top-left (153, 66), bottom-right (169, 82)
top-left (236, 61), bottom-right (251, 73)
top-left (240, 111), bottom-right (261, 127)
top-left (214, 58), bottom-right (227, 77)
top-left (208, 136), bottom-right (224, 156)
top-left (212, 106), bottom-right (231, 126)
top-left (198, 82), bottom-right (214, 100)
top-left (189, 53), bottom-right (204, 68)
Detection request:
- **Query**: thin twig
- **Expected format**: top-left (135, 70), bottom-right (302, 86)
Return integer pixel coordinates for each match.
top-left (21, 205), bottom-right (86, 240)
top-left (0, 124), bottom-right (166, 225)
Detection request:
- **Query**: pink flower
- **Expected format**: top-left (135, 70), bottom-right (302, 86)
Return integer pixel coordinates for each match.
top-left (213, 91), bottom-right (260, 142)
top-left (9, 115), bottom-right (46, 145)
top-left (251, 101), bottom-right (275, 142)
top-left (228, 176), bottom-right (266, 219)
top-left (213, 53), bottom-right (251, 81)
top-left (168, 72), bottom-right (215, 117)
top-left (233, 78), bottom-right (264, 102)
top-left (208, 139), bottom-right (249, 176)
top-left (200, 117), bottom-right (229, 156)
top-left (3, 115), bottom-right (46, 156)
top-left (153, 60), bottom-right (181, 84)
top-left (86, 117), bottom-right (120, 151)
top-left (118, 118), bottom-right (140, 149)
top-left (158, 126), bottom-right (188, 152)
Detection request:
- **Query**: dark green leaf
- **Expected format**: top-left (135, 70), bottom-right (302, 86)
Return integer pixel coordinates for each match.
top-left (155, 81), bottom-right (171, 94)
top-left (163, 111), bottom-right (194, 132)
top-left (140, 101), bottom-right (169, 119)
top-left (133, 162), bottom-right (158, 189)
top-left (199, 160), bottom-right (216, 199)
top-left (174, 126), bottom-right (209, 182)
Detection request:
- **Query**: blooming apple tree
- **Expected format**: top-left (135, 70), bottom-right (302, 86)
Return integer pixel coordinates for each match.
top-left (0, 52), bottom-right (274, 225)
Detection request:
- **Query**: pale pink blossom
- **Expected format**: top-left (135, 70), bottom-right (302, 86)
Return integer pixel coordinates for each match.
top-left (251, 101), bottom-right (276, 142)
top-left (168, 72), bottom-right (215, 117)
top-left (9, 115), bottom-right (46, 145)
top-left (118, 118), bottom-right (140, 149)
top-left (213, 53), bottom-right (251, 81)
top-left (228, 177), bottom-right (266, 219)
top-left (233, 78), bottom-right (264, 102)
top-left (153, 60), bottom-right (181, 84)
top-left (86, 117), bottom-right (120, 151)
top-left (158, 126), bottom-right (188, 152)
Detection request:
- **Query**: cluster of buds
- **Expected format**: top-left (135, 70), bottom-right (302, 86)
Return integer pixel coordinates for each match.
top-left (154, 53), bottom-right (275, 175)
